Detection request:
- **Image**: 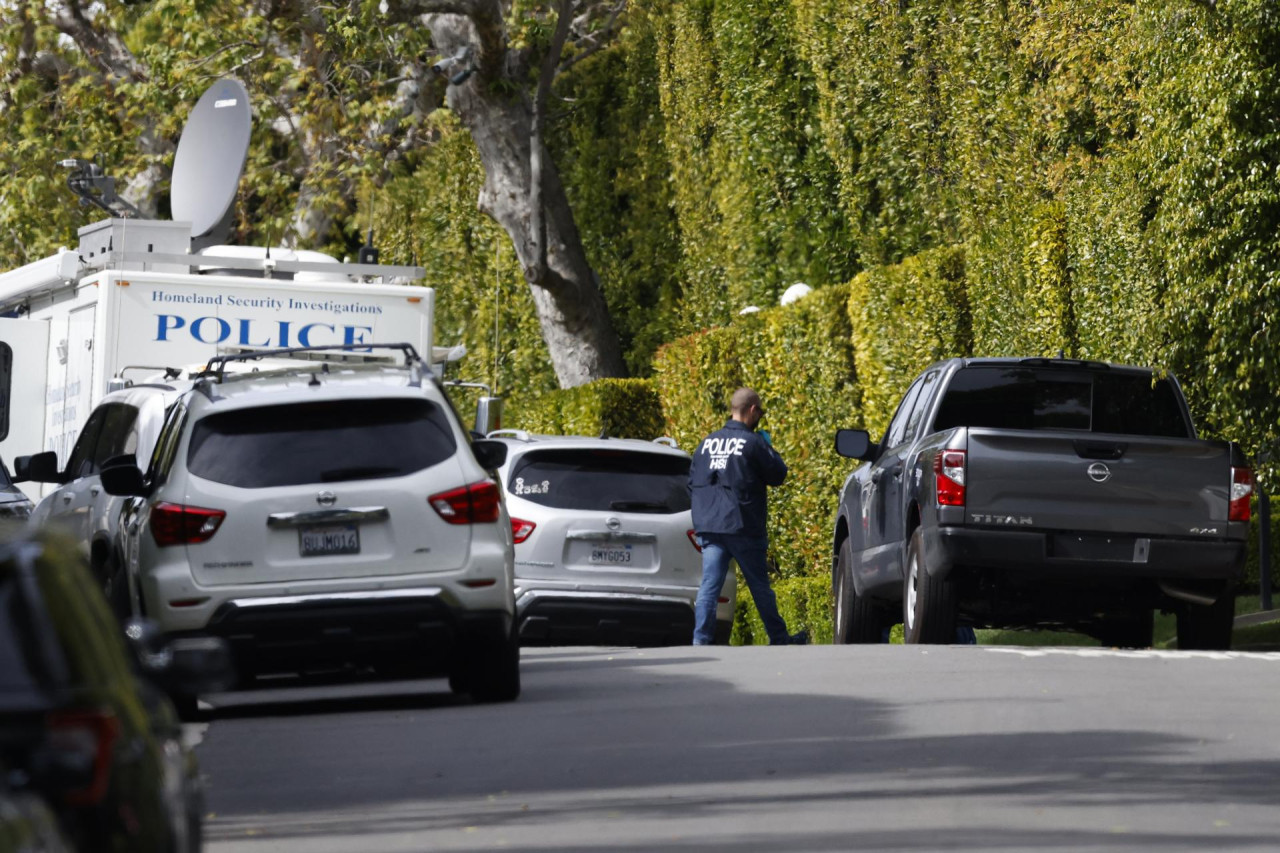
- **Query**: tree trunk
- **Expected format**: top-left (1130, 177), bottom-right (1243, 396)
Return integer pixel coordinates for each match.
top-left (429, 16), bottom-right (627, 388)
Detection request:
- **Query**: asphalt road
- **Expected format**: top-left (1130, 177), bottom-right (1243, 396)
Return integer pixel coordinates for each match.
top-left (196, 644), bottom-right (1280, 852)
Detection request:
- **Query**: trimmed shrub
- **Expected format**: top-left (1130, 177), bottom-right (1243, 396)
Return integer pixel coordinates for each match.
top-left (506, 378), bottom-right (666, 441)
top-left (847, 246), bottom-right (971, 440)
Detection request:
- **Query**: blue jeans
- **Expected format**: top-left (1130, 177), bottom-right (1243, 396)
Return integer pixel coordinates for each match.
top-left (693, 532), bottom-right (790, 645)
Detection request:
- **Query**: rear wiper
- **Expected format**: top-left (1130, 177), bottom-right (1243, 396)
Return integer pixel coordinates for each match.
top-left (609, 500), bottom-right (671, 511)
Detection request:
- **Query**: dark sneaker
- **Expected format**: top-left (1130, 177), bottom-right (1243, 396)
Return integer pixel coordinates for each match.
top-left (788, 630), bottom-right (809, 645)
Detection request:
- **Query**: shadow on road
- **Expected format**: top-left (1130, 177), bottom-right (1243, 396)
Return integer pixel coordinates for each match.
top-left (198, 647), bottom-right (1280, 851)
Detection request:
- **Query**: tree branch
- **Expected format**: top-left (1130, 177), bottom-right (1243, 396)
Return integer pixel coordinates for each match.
top-left (51, 0), bottom-right (147, 82)
top-left (528, 0), bottom-right (576, 282)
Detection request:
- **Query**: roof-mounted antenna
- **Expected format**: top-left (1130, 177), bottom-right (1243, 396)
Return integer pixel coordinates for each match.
top-left (60, 157), bottom-right (143, 218)
top-left (358, 191), bottom-right (379, 264)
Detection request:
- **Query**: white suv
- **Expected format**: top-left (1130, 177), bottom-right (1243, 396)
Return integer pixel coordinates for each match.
top-left (489, 431), bottom-right (735, 646)
top-left (101, 345), bottom-right (518, 705)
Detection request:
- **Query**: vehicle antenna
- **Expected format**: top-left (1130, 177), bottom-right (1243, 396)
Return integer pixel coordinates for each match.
top-left (493, 241), bottom-right (502, 395)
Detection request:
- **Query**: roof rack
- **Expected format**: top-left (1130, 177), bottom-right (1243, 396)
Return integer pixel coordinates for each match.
top-left (194, 342), bottom-right (421, 383)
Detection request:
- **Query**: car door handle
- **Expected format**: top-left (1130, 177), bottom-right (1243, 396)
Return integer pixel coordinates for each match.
top-left (61, 493), bottom-right (73, 504)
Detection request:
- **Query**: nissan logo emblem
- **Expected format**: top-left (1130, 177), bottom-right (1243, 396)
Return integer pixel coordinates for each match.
top-left (1087, 463), bottom-right (1111, 483)
top-left (316, 490), bottom-right (337, 506)
top-left (606, 517), bottom-right (621, 531)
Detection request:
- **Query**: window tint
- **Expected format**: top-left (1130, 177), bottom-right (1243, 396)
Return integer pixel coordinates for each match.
top-left (148, 400), bottom-right (189, 489)
top-left (933, 367), bottom-right (1190, 437)
top-left (64, 408), bottom-right (107, 480)
top-left (883, 378), bottom-right (924, 449)
top-left (187, 398), bottom-right (458, 488)
top-left (509, 449), bottom-right (692, 513)
top-left (93, 404), bottom-right (140, 467)
top-left (0, 341), bottom-right (10, 442)
top-left (903, 371), bottom-right (939, 443)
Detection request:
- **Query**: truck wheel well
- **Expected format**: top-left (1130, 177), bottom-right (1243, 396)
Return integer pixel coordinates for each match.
top-left (832, 517), bottom-right (849, 583)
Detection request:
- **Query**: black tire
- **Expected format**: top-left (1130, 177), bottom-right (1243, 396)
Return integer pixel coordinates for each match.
top-left (1097, 610), bottom-right (1154, 648)
top-left (902, 528), bottom-right (958, 644)
top-left (468, 626), bottom-right (521, 703)
top-left (103, 548), bottom-right (131, 624)
top-left (833, 540), bottom-right (883, 644)
top-left (169, 692), bottom-right (203, 722)
top-left (447, 667), bottom-right (470, 695)
top-left (1177, 590), bottom-right (1235, 650)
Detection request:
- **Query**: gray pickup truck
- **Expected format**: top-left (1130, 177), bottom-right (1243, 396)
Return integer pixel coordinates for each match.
top-left (832, 357), bottom-right (1252, 649)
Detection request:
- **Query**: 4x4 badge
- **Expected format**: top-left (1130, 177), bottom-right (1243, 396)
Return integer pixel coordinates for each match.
top-left (1087, 462), bottom-right (1111, 483)
top-left (316, 490), bottom-right (337, 506)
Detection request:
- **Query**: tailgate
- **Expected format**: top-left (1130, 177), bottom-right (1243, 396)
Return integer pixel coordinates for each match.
top-left (964, 430), bottom-right (1234, 536)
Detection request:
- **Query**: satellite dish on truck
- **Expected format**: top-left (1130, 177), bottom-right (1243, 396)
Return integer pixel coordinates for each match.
top-left (170, 78), bottom-right (251, 249)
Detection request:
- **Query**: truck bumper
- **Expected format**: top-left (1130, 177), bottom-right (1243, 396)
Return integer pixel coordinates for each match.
top-left (924, 526), bottom-right (1246, 584)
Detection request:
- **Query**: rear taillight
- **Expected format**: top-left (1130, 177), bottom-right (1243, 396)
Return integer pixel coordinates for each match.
top-left (687, 530), bottom-right (702, 552)
top-left (150, 502), bottom-right (226, 547)
top-left (430, 481), bottom-right (501, 524)
top-left (934, 450), bottom-right (966, 506)
top-left (45, 710), bottom-right (119, 806)
top-left (1229, 466), bottom-right (1253, 522)
top-left (511, 517), bottom-right (536, 543)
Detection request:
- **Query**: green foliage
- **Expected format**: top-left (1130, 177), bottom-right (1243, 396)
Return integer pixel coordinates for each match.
top-left (548, 8), bottom-right (684, 376)
top-left (648, 0), bottom-right (857, 331)
top-left (652, 285), bottom-right (860, 642)
top-left (507, 378), bottom-right (667, 440)
top-left (848, 246), bottom-right (970, 439)
top-left (373, 112), bottom-right (559, 401)
top-left (731, 574), bottom-right (831, 646)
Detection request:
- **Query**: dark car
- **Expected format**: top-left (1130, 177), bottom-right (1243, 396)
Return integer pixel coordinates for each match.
top-left (0, 528), bottom-right (232, 852)
top-left (0, 459), bottom-right (33, 522)
top-left (832, 357), bottom-right (1249, 648)
top-left (0, 783), bottom-right (74, 853)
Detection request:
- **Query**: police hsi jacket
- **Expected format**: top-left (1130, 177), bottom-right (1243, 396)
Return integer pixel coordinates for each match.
top-left (688, 419), bottom-right (788, 537)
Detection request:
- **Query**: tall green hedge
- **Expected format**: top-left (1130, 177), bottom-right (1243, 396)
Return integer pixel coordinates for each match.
top-left (506, 378), bottom-right (667, 441)
top-left (848, 246), bottom-right (971, 439)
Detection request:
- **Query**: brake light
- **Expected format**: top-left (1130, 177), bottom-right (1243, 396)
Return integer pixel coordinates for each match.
top-left (150, 502), bottom-right (226, 547)
top-left (687, 530), bottom-right (702, 552)
top-left (45, 710), bottom-right (119, 806)
top-left (1229, 466), bottom-right (1253, 522)
top-left (430, 481), bottom-right (501, 524)
top-left (511, 517), bottom-right (536, 543)
top-left (935, 450), bottom-right (966, 506)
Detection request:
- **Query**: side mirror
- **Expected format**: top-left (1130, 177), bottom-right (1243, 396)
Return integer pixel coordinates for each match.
top-left (100, 464), bottom-right (148, 497)
top-left (835, 429), bottom-right (875, 461)
top-left (13, 451), bottom-right (62, 484)
top-left (470, 439), bottom-right (508, 471)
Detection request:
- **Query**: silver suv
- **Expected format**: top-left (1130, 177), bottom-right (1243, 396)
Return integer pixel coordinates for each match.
top-left (18, 383), bottom-right (182, 619)
top-left (100, 345), bottom-right (519, 705)
top-left (489, 431), bottom-right (735, 646)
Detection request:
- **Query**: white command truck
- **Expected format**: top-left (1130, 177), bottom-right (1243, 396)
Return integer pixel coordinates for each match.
top-left (0, 217), bottom-right (433, 499)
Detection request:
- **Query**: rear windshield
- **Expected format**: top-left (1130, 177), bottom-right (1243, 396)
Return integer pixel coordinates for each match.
top-left (188, 398), bottom-right (458, 488)
top-left (933, 367), bottom-right (1190, 437)
top-left (0, 576), bottom-right (56, 704)
top-left (508, 449), bottom-right (692, 513)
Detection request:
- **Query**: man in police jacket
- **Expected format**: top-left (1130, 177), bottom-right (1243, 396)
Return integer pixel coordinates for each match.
top-left (689, 387), bottom-right (807, 645)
